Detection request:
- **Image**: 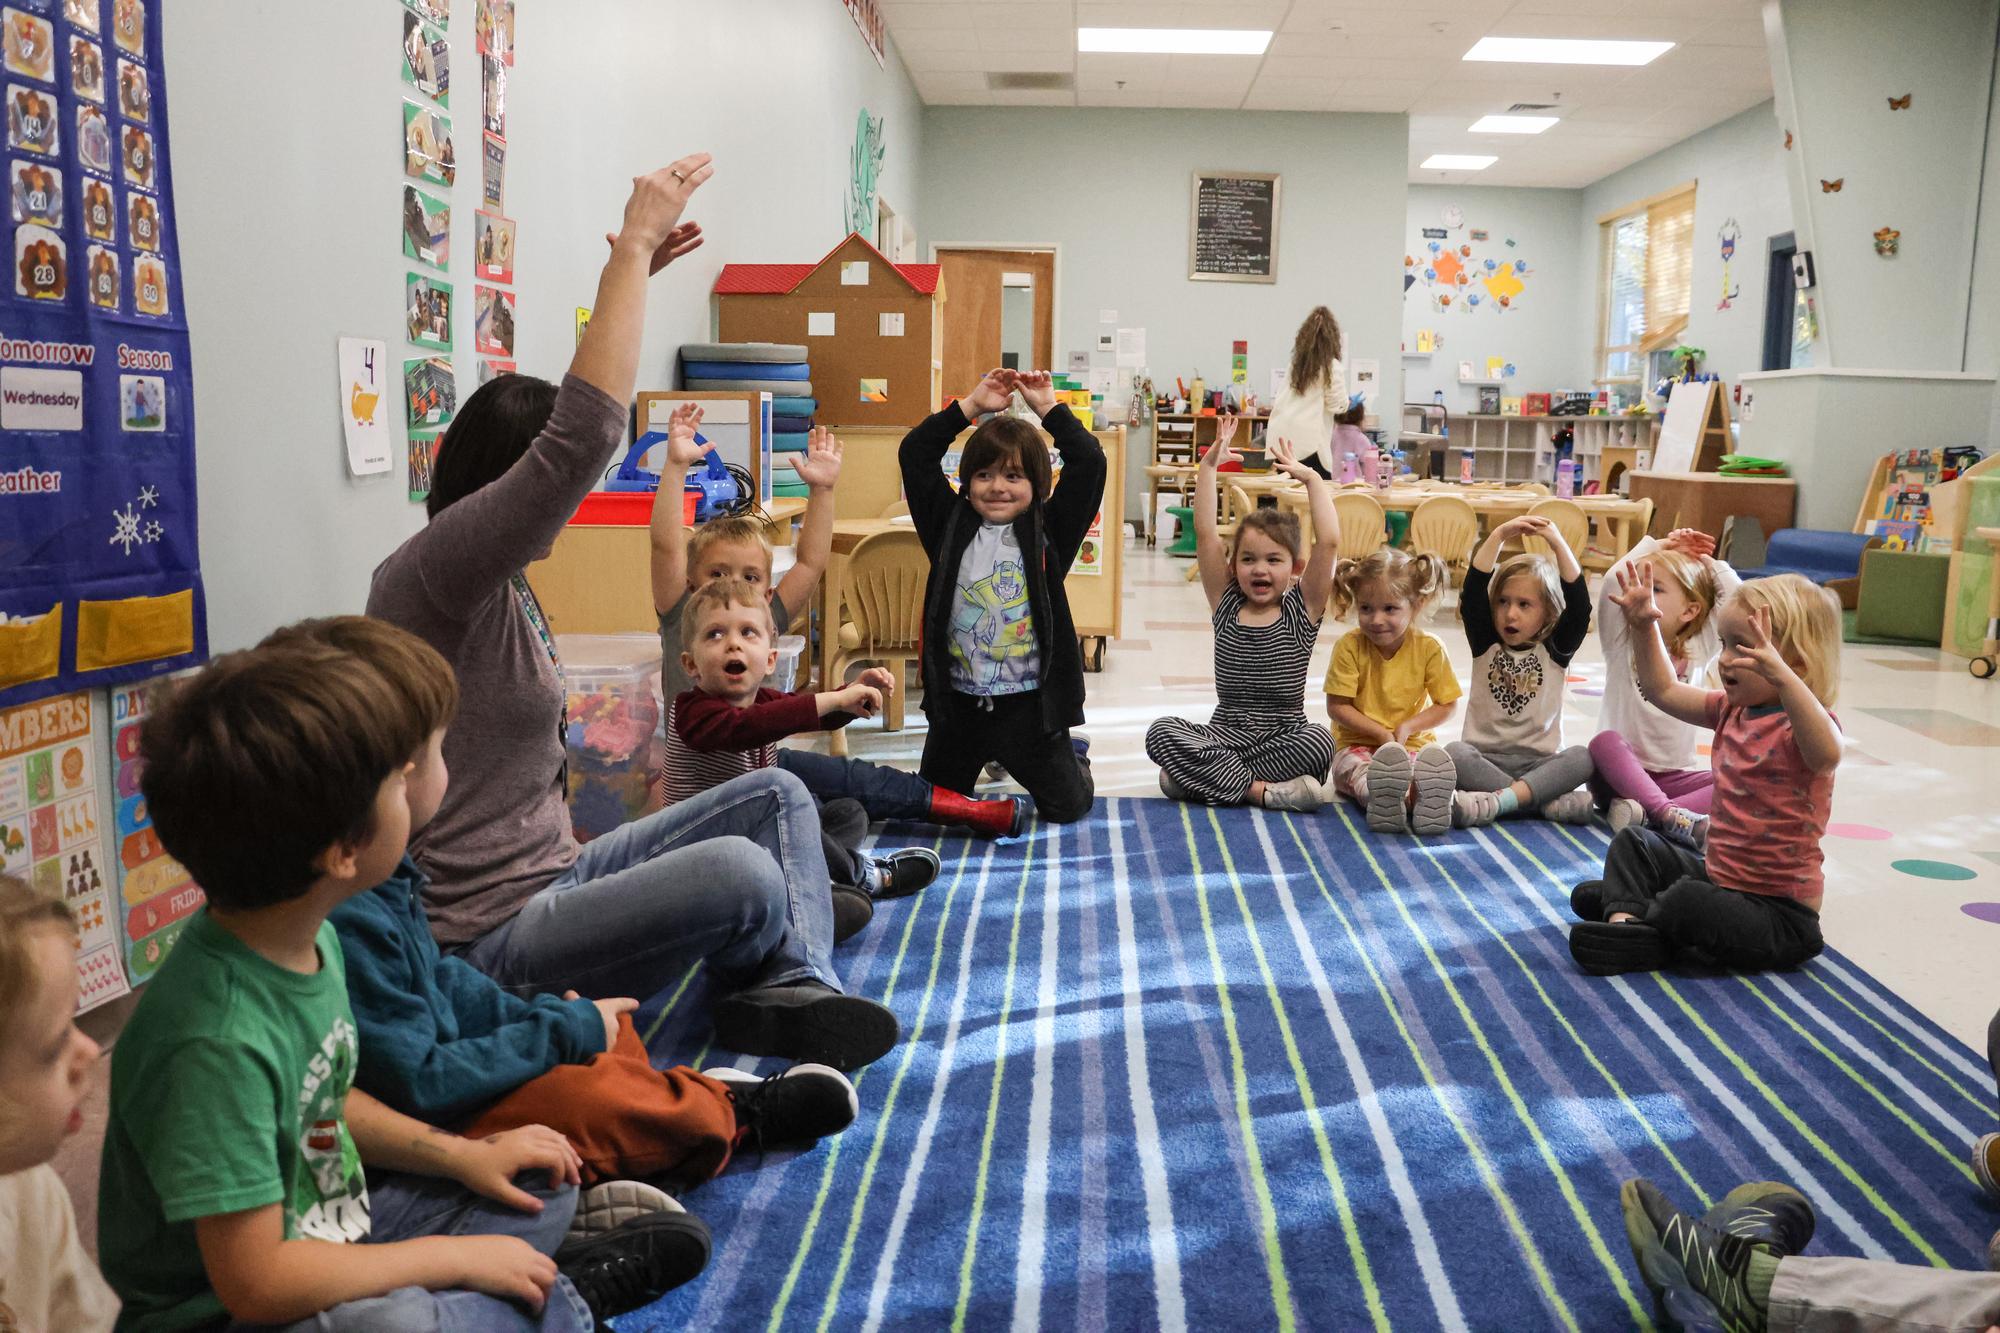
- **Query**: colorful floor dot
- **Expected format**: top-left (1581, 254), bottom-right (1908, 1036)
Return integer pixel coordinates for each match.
top-left (1828, 823), bottom-right (1894, 841)
top-left (1892, 859), bottom-right (1978, 881)
top-left (1576, 687), bottom-right (1603, 697)
top-left (1961, 903), bottom-right (2000, 924)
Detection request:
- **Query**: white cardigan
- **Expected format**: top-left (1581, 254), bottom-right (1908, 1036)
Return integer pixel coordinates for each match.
top-left (1264, 360), bottom-right (1348, 469)
top-left (1595, 536), bottom-right (1742, 771)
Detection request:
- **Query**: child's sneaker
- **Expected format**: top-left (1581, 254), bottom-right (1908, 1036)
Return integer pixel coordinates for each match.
top-left (1540, 791), bottom-right (1597, 824)
top-left (1364, 744), bottom-right (1413, 833)
top-left (558, 1212), bottom-right (713, 1321)
top-left (1451, 789), bottom-right (1501, 828)
top-left (1661, 805), bottom-right (1709, 852)
top-left (711, 983), bottom-right (900, 1071)
top-left (831, 885), bottom-right (873, 942)
top-left (1605, 798), bottom-right (1646, 831)
top-left (1409, 745), bottom-right (1455, 836)
top-left (871, 848), bottom-right (941, 899)
top-left (566, 1178), bottom-right (683, 1249)
top-left (1158, 772), bottom-right (1196, 802)
top-left (1259, 774), bottom-right (1329, 812)
top-left (704, 1062), bottom-right (859, 1150)
top-left (1972, 1133), bottom-right (2000, 1201)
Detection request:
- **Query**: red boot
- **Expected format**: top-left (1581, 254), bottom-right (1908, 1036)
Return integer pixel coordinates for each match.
top-left (927, 786), bottom-right (1028, 839)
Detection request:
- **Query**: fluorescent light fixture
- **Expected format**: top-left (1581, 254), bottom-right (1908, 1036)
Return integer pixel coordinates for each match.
top-left (1463, 37), bottom-right (1673, 66)
top-left (1470, 114), bottom-right (1558, 134)
top-left (1420, 154), bottom-right (1497, 170)
top-left (1077, 27), bottom-right (1272, 56)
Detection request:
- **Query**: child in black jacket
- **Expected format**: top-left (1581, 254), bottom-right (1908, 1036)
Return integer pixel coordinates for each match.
top-left (898, 368), bottom-right (1106, 823)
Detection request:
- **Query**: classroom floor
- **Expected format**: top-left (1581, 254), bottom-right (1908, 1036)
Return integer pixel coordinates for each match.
top-left (837, 538), bottom-right (2000, 1052)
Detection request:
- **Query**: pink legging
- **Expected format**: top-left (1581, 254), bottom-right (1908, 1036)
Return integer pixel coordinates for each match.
top-left (1587, 730), bottom-right (1713, 819)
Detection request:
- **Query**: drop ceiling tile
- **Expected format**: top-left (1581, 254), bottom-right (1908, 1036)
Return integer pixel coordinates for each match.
top-left (977, 27), bottom-right (1078, 53)
top-left (968, 2), bottom-right (1073, 25)
top-left (1076, 2), bottom-right (1189, 27)
top-left (903, 48), bottom-right (997, 72)
top-left (880, 2), bottom-right (980, 30)
top-left (895, 26), bottom-right (986, 52)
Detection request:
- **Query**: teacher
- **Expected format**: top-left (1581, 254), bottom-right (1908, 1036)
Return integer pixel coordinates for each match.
top-left (1265, 305), bottom-right (1349, 476)
top-left (367, 154), bottom-right (898, 1072)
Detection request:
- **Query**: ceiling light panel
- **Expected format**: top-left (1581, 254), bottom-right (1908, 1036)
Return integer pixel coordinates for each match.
top-left (1469, 114), bottom-right (1559, 133)
top-left (1420, 154), bottom-right (1497, 170)
top-left (1077, 28), bottom-right (1273, 55)
top-left (1462, 37), bottom-right (1674, 66)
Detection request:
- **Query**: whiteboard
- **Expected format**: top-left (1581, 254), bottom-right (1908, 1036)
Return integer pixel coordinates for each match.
top-left (1654, 380), bottom-right (1706, 474)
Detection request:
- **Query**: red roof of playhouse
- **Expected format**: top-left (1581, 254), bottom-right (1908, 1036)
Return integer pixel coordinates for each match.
top-left (714, 233), bottom-right (941, 296)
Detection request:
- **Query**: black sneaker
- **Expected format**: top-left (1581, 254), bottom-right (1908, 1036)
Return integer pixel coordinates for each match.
top-left (557, 1211), bottom-right (712, 1320)
top-left (831, 885), bottom-right (873, 943)
top-left (711, 984), bottom-right (900, 1071)
top-left (1620, 1177), bottom-right (1775, 1332)
top-left (872, 848), bottom-right (941, 899)
top-left (1701, 1182), bottom-right (1815, 1256)
top-left (1570, 879), bottom-right (1606, 921)
top-left (565, 1178), bottom-right (682, 1249)
top-left (1569, 921), bottom-right (1672, 975)
top-left (704, 1063), bottom-right (859, 1150)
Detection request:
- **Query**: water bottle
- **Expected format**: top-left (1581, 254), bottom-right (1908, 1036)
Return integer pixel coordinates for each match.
top-left (1373, 448), bottom-right (1390, 491)
top-left (1339, 452), bottom-right (1360, 484)
top-left (1432, 388), bottom-right (1445, 407)
top-left (1556, 458), bottom-right (1577, 499)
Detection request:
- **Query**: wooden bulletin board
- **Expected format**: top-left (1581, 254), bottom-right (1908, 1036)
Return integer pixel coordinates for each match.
top-left (1190, 171), bottom-right (1279, 283)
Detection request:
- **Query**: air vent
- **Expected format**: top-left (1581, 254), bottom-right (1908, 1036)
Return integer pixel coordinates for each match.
top-left (987, 72), bottom-right (1074, 92)
top-left (1506, 102), bottom-right (1558, 113)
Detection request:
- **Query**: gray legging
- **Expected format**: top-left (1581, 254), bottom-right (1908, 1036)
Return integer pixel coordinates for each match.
top-left (1446, 741), bottom-right (1594, 810)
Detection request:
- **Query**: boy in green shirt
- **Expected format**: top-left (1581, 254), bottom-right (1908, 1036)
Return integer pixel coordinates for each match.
top-left (98, 641), bottom-right (701, 1330)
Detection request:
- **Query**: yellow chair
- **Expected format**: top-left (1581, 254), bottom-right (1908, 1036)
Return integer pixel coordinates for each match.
top-left (1408, 494), bottom-right (1479, 584)
top-left (826, 529), bottom-right (928, 756)
top-left (1332, 491), bottom-right (1386, 561)
top-left (878, 498), bottom-right (910, 519)
top-left (1525, 498), bottom-right (1588, 562)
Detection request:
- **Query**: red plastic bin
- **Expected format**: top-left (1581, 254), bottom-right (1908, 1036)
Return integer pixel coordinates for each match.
top-left (569, 490), bottom-right (696, 527)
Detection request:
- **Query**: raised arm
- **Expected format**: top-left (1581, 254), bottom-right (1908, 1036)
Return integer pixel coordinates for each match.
top-left (1473, 514), bottom-right (1535, 573)
top-left (775, 426), bottom-right (841, 611)
top-left (1267, 435), bottom-right (1340, 620)
top-left (1018, 369), bottom-right (1106, 566)
top-left (1610, 561), bottom-right (1714, 727)
top-left (647, 402), bottom-right (708, 614)
top-left (899, 369), bottom-right (1013, 554)
top-left (1192, 416), bottom-right (1241, 610)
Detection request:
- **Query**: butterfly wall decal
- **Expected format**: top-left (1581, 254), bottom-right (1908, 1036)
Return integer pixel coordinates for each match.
top-left (1783, 130), bottom-right (1793, 149)
top-left (1821, 178), bottom-right (1843, 193)
top-left (1888, 93), bottom-right (1911, 110)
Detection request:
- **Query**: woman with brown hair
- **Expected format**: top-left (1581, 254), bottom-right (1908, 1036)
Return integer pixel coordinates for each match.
top-left (1265, 306), bottom-right (1350, 476)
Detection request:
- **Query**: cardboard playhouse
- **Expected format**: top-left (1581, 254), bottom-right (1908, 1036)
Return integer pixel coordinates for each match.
top-left (713, 233), bottom-right (945, 430)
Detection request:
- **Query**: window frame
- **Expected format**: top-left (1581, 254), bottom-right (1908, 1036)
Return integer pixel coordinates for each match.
top-left (1594, 180), bottom-right (1697, 393)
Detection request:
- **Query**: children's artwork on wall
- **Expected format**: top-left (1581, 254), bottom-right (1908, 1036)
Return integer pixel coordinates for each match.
top-left (476, 358), bottom-right (515, 386)
top-left (405, 272), bottom-right (451, 351)
top-left (402, 0), bottom-right (449, 28)
top-left (1874, 226), bottom-right (1900, 257)
top-left (402, 183), bottom-right (449, 269)
top-left (401, 10), bottom-right (448, 108)
top-left (480, 53), bottom-right (505, 137)
top-left (68, 34), bottom-right (103, 103)
top-left (1470, 228), bottom-right (1488, 241)
top-left (109, 678), bottom-right (205, 987)
top-left (339, 336), bottom-right (392, 476)
top-left (1888, 93), bottom-right (1911, 110)
top-left (860, 377), bottom-right (887, 403)
top-left (473, 210), bottom-right (514, 282)
top-left (845, 107), bottom-right (884, 236)
top-left (409, 431), bottom-right (440, 502)
top-left (403, 100), bottom-right (455, 185)
top-left (3, 7), bottom-right (54, 80)
top-left (574, 306), bottom-right (590, 347)
top-left (1784, 129), bottom-right (1793, 149)
top-left (1821, 178), bottom-right (1843, 192)
top-left (1411, 225), bottom-right (1532, 314)
top-left (405, 355), bottom-right (457, 429)
top-left (843, 0), bottom-right (885, 68)
top-left (475, 0), bottom-right (512, 64)
top-left (1716, 217), bottom-right (1741, 311)
top-left (0, 692), bottom-right (127, 1009)
top-left (480, 129), bottom-right (504, 210)
top-left (474, 283), bottom-right (514, 355)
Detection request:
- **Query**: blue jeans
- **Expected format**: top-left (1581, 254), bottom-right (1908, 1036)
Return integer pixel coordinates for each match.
top-left (231, 1173), bottom-right (589, 1332)
top-left (459, 768), bottom-right (838, 1000)
top-left (775, 749), bottom-right (932, 822)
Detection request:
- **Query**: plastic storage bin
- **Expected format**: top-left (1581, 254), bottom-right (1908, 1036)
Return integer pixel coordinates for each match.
top-left (558, 634), bottom-right (664, 843)
top-left (771, 634), bottom-right (806, 693)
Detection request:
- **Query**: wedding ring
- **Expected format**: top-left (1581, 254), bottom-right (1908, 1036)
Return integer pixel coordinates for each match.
top-left (671, 170), bottom-right (686, 181)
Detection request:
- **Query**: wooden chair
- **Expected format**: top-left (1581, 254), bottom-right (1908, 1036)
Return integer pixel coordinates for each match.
top-left (878, 498), bottom-right (910, 519)
top-left (826, 529), bottom-right (927, 756)
top-left (1524, 498), bottom-right (1588, 563)
top-left (1514, 481), bottom-right (1552, 496)
top-left (1332, 491), bottom-right (1387, 561)
top-left (1408, 494), bottom-right (1479, 585)
top-left (1583, 496), bottom-right (1654, 573)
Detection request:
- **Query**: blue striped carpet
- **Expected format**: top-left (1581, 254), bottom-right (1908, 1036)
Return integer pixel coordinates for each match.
top-left (616, 798), bottom-right (1994, 1331)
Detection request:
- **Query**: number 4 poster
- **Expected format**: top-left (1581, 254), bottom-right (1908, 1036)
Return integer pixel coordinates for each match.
top-left (0, 691), bottom-right (127, 1010)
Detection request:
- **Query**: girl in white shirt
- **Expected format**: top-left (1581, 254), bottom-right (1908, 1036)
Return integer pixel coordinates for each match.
top-left (1265, 306), bottom-right (1347, 476)
top-left (1588, 528), bottom-right (1738, 843)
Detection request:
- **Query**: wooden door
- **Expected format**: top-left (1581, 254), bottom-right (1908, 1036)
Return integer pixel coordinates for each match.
top-left (938, 249), bottom-right (1054, 395)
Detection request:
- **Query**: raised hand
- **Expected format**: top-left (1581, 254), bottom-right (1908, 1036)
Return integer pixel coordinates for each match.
top-left (788, 427), bottom-right (844, 490)
top-left (605, 221), bottom-right (704, 275)
top-left (1723, 604), bottom-right (1793, 684)
top-left (962, 368), bottom-right (1017, 416)
top-left (1016, 369), bottom-right (1058, 416)
top-left (606, 153), bottom-right (714, 274)
top-left (1609, 560), bottom-right (1662, 624)
top-left (1267, 435), bottom-right (1316, 483)
top-left (1662, 526), bottom-right (1716, 559)
top-left (1199, 423), bottom-right (1242, 472)
top-left (664, 402), bottom-right (706, 469)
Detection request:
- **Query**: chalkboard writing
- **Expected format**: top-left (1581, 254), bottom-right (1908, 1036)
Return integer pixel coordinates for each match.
top-left (1190, 172), bottom-right (1279, 283)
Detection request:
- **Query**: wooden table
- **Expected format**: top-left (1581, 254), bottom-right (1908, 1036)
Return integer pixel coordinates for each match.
top-left (1626, 470), bottom-right (1796, 544)
top-left (1273, 485), bottom-right (1651, 560)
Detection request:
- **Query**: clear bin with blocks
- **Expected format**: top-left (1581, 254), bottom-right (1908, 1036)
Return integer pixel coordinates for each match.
top-left (558, 634), bottom-right (664, 843)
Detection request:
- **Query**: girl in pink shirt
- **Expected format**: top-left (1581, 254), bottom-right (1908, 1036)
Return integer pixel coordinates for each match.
top-left (1568, 572), bottom-right (1843, 976)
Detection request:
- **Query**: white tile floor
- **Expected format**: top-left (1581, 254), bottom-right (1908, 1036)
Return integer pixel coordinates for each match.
top-left (833, 540), bottom-right (2000, 1050)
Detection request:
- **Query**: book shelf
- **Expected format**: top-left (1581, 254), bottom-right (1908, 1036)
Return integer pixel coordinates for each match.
top-left (1428, 413), bottom-right (1660, 486)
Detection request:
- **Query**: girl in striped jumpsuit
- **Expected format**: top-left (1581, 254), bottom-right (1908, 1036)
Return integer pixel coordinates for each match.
top-left (1146, 423), bottom-right (1340, 810)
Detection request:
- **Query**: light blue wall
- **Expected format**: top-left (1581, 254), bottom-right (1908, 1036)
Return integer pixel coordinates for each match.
top-left (918, 107), bottom-right (1409, 513)
top-left (168, 0), bottom-right (922, 653)
top-left (1402, 185), bottom-right (1587, 414)
top-left (1576, 102), bottom-right (1792, 387)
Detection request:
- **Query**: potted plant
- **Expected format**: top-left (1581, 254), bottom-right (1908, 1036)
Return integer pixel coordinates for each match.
top-left (1670, 344), bottom-right (1706, 380)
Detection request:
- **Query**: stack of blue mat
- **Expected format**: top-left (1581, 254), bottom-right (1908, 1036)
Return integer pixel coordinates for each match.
top-left (679, 342), bottom-right (817, 498)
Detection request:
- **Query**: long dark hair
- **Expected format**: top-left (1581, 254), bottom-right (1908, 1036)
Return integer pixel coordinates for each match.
top-left (426, 373), bottom-right (562, 519)
top-left (1288, 306), bottom-right (1343, 394)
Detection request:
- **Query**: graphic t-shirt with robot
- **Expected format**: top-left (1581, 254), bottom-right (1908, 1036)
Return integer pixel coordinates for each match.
top-left (949, 520), bottom-right (1040, 696)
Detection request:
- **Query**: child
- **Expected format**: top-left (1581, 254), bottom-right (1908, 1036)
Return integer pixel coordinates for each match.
top-left (271, 617), bottom-right (858, 1206)
top-left (1447, 514), bottom-right (1597, 826)
top-left (1146, 424), bottom-right (1340, 809)
top-left (650, 405), bottom-right (1025, 841)
top-left (1324, 548), bottom-right (1461, 834)
top-left (1590, 526), bottom-right (1738, 841)
top-left (100, 642), bottom-right (700, 1330)
top-left (899, 367), bottom-right (1106, 824)
top-left (664, 580), bottom-right (940, 919)
top-left (1327, 396), bottom-right (1373, 479)
top-left (1266, 306), bottom-right (1347, 476)
top-left (1569, 572), bottom-right (1843, 976)
top-left (0, 877), bottom-right (119, 1332)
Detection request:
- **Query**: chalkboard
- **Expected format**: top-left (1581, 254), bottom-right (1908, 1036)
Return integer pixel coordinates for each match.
top-left (1190, 171), bottom-right (1279, 283)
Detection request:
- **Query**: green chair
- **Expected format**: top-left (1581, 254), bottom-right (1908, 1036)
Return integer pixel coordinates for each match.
top-left (1164, 505), bottom-right (1198, 556)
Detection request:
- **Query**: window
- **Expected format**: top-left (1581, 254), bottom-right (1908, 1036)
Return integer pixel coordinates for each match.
top-left (1595, 182), bottom-right (1696, 399)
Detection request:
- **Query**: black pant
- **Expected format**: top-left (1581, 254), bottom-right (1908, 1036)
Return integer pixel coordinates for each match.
top-left (920, 690), bottom-right (1093, 824)
top-left (1600, 827), bottom-right (1823, 971)
top-left (818, 796), bottom-right (870, 889)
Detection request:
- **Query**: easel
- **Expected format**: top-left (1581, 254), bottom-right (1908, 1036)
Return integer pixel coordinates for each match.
top-left (1654, 378), bottom-right (1732, 474)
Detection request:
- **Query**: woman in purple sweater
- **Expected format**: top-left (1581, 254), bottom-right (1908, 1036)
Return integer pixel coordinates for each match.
top-left (367, 155), bottom-right (896, 1072)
